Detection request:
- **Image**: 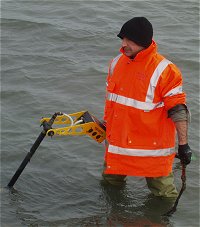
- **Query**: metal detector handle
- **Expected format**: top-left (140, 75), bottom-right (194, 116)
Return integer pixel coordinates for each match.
top-left (7, 112), bottom-right (60, 188)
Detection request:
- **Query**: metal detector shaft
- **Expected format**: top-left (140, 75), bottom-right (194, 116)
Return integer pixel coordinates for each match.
top-left (164, 163), bottom-right (186, 216)
top-left (7, 112), bottom-right (60, 188)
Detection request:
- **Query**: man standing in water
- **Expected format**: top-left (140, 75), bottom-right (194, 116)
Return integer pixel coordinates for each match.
top-left (102, 17), bottom-right (192, 198)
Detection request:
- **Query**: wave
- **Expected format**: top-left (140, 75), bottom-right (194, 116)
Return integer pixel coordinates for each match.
top-left (1, 17), bottom-right (56, 29)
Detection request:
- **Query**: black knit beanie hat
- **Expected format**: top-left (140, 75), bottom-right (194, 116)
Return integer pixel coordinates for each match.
top-left (117, 17), bottom-right (153, 48)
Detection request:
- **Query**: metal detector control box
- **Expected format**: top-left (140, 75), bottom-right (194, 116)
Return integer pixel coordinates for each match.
top-left (40, 111), bottom-right (106, 143)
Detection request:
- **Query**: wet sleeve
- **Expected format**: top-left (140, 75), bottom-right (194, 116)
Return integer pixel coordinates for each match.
top-left (168, 104), bottom-right (189, 122)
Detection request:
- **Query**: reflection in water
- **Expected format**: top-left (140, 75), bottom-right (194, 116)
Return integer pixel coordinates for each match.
top-left (4, 181), bottom-right (176, 226)
top-left (99, 180), bottom-right (174, 227)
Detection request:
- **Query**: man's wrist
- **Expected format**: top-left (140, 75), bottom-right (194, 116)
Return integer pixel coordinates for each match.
top-left (174, 121), bottom-right (188, 145)
top-left (178, 142), bottom-right (188, 145)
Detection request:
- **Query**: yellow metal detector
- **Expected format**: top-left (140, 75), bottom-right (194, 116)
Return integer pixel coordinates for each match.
top-left (40, 111), bottom-right (106, 143)
top-left (7, 111), bottom-right (106, 188)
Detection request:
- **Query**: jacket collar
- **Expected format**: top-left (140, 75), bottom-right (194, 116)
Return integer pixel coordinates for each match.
top-left (120, 40), bottom-right (157, 62)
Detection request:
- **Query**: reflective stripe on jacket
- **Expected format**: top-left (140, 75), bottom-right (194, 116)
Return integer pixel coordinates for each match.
top-left (104, 41), bottom-right (186, 177)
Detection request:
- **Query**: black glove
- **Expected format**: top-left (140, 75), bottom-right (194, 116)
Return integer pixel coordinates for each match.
top-left (178, 144), bottom-right (192, 165)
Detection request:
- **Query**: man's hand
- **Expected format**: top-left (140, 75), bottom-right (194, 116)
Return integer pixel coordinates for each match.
top-left (102, 120), bottom-right (107, 127)
top-left (178, 144), bottom-right (192, 165)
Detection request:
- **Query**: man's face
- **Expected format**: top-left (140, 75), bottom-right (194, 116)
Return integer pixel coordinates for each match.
top-left (121, 37), bottom-right (144, 58)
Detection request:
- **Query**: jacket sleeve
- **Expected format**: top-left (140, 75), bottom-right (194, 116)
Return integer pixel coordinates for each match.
top-left (103, 75), bottom-right (109, 122)
top-left (103, 60), bottom-right (113, 122)
top-left (157, 63), bottom-right (186, 111)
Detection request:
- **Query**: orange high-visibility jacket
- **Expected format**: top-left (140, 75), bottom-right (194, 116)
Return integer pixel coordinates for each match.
top-left (104, 41), bottom-right (186, 177)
